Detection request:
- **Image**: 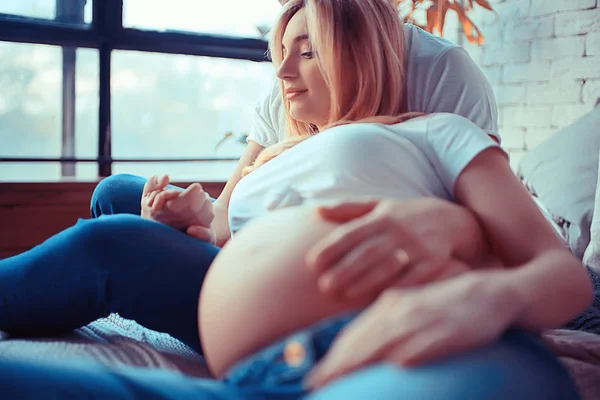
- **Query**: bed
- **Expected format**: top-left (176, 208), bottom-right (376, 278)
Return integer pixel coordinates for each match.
top-left (2, 106), bottom-right (600, 398)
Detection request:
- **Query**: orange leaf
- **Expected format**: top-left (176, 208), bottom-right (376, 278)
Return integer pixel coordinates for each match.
top-left (424, 1), bottom-right (449, 35)
top-left (425, 7), bottom-right (436, 33)
top-left (437, 1), bottom-right (449, 35)
top-left (474, 0), bottom-right (494, 11)
top-left (449, 2), bottom-right (479, 44)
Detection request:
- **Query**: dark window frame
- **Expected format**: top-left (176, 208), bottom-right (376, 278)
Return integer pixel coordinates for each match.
top-left (0, 0), bottom-right (269, 177)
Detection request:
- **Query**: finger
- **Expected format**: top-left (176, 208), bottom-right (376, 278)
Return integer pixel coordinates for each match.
top-left (394, 258), bottom-right (469, 289)
top-left (304, 316), bottom-right (380, 389)
top-left (187, 226), bottom-right (216, 245)
top-left (195, 192), bottom-right (215, 227)
top-left (305, 293), bottom-right (408, 388)
top-left (429, 259), bottom-right (470, 282)
top-left (166, 183), bottom-right (202, 213)
top-left (145, 190), bottom-right (160, 208)
top-left (388, 327), bottom-right (465, 367)
top-left (184, 184), bottom-right (215, 227)
top-left (142, 175), bottom-right (159, 197)
top-left (152, 189), bottom-right (181, 211)
top-left (318, 235), bottom-right (396, 293)
top-left (316, 200), bottom-right (379, 223)
top-left (306, 216), bottom-right (387, 272)
top-left (157, 174), bottom-right (170, 189)
top-left (343, 250), bottom-right (411, 298)
top-left (391, 258), bottom-right (443, 288)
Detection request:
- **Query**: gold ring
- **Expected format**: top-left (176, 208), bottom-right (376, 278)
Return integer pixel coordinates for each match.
top-left (393, 249), bottom-right (410, 267)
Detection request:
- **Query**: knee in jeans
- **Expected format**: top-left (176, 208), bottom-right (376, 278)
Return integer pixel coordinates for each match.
top-left (73, 215), bottom-right (143, 252)
top-left (90, 174), bottom-right (142, 217)
top-left (91, 174), bottom-right (137, 203)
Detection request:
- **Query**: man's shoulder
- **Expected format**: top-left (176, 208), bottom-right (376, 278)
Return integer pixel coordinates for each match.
top-left (403, 23), bottom-right (460, 65)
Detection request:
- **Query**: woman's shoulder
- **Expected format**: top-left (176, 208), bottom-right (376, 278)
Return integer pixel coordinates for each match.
top-left (389, 113), bottom-right (475, 133)
top-left (422, 113), bottom-right (499, 153)
top-left (390, 113), bottom-right (492, 147)
top-left (426, 112), bottom-right (479, 126)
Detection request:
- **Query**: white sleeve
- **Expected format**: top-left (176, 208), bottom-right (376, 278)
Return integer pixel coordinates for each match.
top-left (246, 80), bottom-right (282, 148)
top-left (424, 113), bottom-right (505, 196)
top-left (423, 47), bottom-right (500, 143)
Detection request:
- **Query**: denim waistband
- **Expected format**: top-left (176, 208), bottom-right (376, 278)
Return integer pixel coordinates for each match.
top-left (223, 311), bottom-right (360, 397)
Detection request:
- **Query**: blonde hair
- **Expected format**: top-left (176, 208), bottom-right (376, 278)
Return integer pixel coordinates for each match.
top-left (243, 0), bottom-right (419, 177)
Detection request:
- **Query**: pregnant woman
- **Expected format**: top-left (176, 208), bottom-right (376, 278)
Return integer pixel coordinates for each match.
top-left (0, 0), bottom-right (591, 399)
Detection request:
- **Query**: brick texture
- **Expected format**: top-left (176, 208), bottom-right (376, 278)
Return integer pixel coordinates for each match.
top-left (503, 61), bottom-right (551, 83)
top-left (555, 8), bottom-right (600, 36)
top-left (587, 32), bottom-right (600, 56)
top-left (466, 0), bottom-right (600, 167)
top-left (530, 0), bottom-right (596, 17)
top-left (531, 36), bottom-right (585, 60)
top-left (526, 81), bottom-right (583, 105)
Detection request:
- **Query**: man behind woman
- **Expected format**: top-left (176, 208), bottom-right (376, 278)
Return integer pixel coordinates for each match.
top-left (0, 0), bottom-right (590, 399)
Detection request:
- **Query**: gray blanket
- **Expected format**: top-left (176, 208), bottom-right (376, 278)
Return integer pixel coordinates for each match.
top-left (566, 267), bottom-right (600, 334)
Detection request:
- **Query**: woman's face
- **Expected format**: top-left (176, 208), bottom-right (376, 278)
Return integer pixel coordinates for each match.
top-left (276, 9), bottom-right (330, 129)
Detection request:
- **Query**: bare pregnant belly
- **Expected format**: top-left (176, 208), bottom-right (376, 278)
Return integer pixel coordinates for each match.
top-left (198, 206), bottom-right (370, 378)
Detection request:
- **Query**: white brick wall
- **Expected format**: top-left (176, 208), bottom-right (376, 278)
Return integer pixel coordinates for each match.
top-left (587, 32), bottom-right (600, 55)
top-left (530, 0), bottom-right (596, 17)
top-left (531, 36), bottom-right (585, 60)
top-left (555, 8), bottom-right (600, 36)
top-left (465, 0), bottom-right (600, 167)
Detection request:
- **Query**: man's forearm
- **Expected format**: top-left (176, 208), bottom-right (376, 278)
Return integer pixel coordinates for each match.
top-left (212, 200), bottom-right (231, 247)
top-left (422, 198), bottom-right (490, 266)
top-left (494, 249), bottom-right (592, 330)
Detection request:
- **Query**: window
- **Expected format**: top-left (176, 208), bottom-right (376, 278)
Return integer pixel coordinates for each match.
top-left (0, 0), bottom-right (57, 20)
top-left (0, 0), bottom-right (93, 26)
top-left (123, 0), bottom-right (281, 39)
top-left (0, 0), bottom-right (274, 182)
top-left (111, 50), bottom-right (274, 180)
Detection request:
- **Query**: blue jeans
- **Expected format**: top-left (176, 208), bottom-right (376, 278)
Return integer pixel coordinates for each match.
top-left (0, 174), bottom-right (581, 399)
top-left (0, 174), bottom-right (219, 353)
top-left (0, 312), bottom-right (580, 399)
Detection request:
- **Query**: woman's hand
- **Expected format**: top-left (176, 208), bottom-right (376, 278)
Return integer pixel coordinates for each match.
top-left (304, 271), bottom-right (522, 389)
top-left (306, 198), bottom-right (486, 299)
top-left (141, 175), bottom-right (216, 244)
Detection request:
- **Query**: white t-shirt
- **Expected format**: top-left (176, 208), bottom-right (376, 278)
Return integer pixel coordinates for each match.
top-left (246, 24), bottom-right (499, 148)
top-left (229, 113), bottom-right (501, 234)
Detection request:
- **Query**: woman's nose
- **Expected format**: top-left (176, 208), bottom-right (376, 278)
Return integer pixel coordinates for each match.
top-left (276, 57), bottom-right (298, 80)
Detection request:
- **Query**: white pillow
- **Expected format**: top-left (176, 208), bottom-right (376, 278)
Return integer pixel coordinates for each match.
top-left (518, 106), bottom-right (600, 260)
top-left (583, 149), bottom-right (600, 273)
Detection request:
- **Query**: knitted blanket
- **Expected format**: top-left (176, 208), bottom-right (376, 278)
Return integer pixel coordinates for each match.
top-left (0, 313), bottom-right (211, 378)
top-left (0, 313), bottom-right (599, 398)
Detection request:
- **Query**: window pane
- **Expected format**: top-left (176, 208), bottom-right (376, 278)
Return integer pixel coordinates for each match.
top-left (75, 48), bottom-right (99, 158)
top-left (0, 41), bottom-right (62, 158)
top-left (113, 161), bottom-right (237, 183)
top-left (0, 0), bottom-right (92, 26)
top-left (0, 162), bottom-right (61, 181)
top-left (123, 0), bottom-right (281, 39)
top-left (0, 42), bottom-right (99, 182)
top-left (111, 50), bottom-right (275, 178)
top-left (0, 0), bottom-right (55, 20)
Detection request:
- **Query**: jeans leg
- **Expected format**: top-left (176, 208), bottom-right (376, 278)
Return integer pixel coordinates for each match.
top-left (0, 214), bottom-right (219, 353)
top-left (90, 174), bottom-right (151, 217)
top-left (0, 358), bottom-right (244, 400)
top-left (307, 329), bottom-right (579, 400)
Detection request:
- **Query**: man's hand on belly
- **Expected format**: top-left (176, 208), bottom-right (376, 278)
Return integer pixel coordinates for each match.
top-left (304, 198), bottom-right (484, 299)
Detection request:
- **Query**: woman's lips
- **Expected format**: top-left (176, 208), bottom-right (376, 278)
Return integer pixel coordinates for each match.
top-left (286, 90), bottom-right (308, 100)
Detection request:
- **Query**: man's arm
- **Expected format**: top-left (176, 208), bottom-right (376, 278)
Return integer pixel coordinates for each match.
top-left (423, 47), bottom-right (500, 143)
top-left (212, 141), bottom-right (264, 247)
